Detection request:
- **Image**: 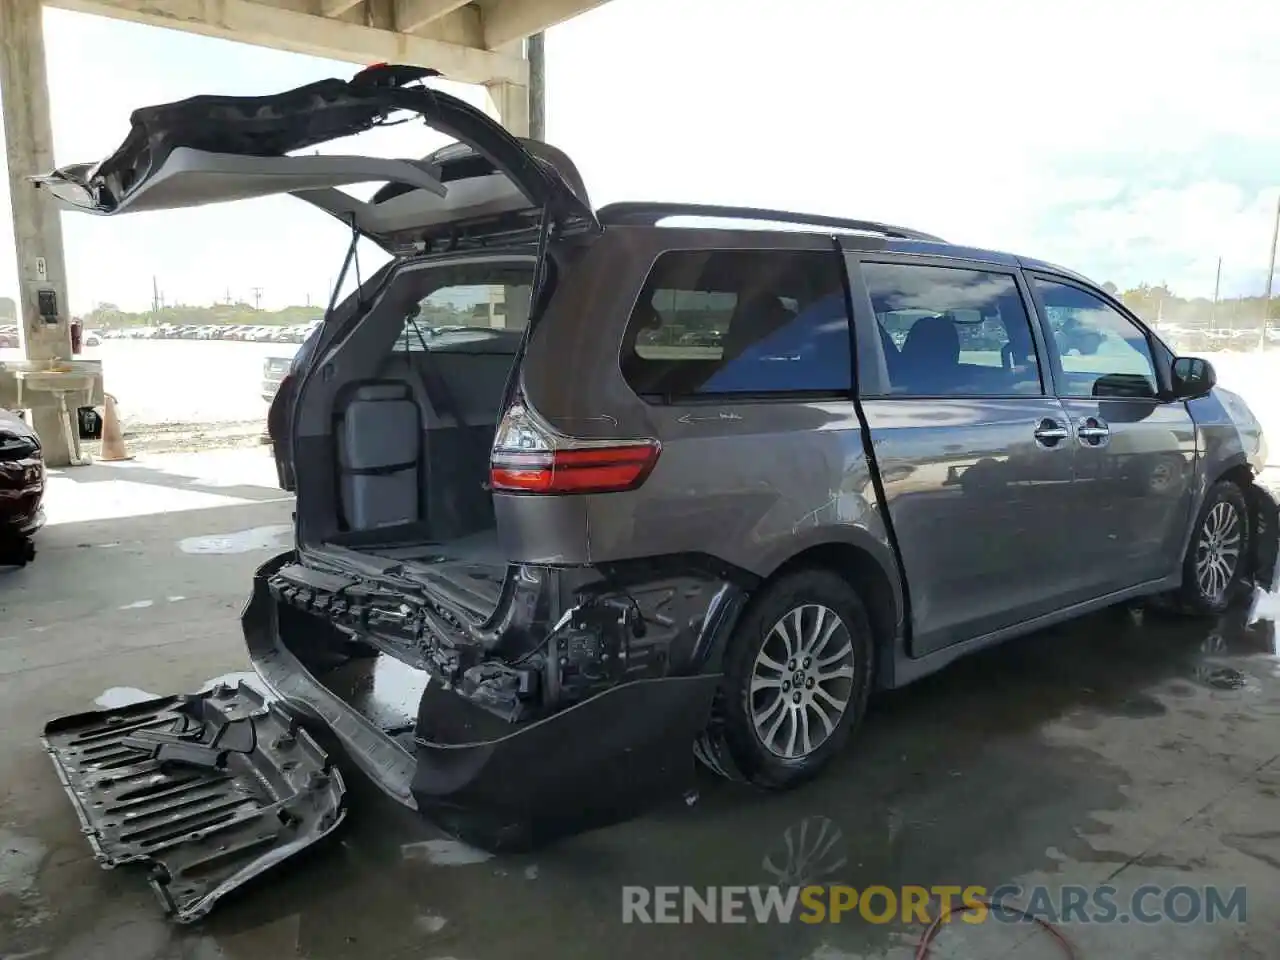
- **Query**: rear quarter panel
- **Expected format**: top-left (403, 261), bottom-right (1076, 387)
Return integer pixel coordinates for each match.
top-left (511, 227), bottom-right (899, 583)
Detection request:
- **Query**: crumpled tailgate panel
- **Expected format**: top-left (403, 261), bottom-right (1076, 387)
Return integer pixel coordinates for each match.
top-left (41, 681), bottom-right (345, 923)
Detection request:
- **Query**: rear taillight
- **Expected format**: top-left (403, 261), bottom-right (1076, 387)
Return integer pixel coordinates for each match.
top-left (490, 404), bottom-right (660, 495)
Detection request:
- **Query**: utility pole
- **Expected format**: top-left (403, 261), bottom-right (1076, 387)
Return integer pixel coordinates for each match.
top-left (152, 275), bottom-right (160, 314)
top-left (250, 286), bottom-right (263, 311)
top-left (527, 33), bottom-right (546, 141)
top-left (1262, 192), bottom-right (1279, 352)
top-left (1211, 256), bottom-right (1222, 331)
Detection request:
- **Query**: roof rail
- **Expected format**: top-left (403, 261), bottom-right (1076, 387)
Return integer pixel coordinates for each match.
top-left (596, 202), bottom-right (944, 242)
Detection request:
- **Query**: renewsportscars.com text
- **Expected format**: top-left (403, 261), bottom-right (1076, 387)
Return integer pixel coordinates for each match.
top-left (621, 884), bottom-right (1247, 926)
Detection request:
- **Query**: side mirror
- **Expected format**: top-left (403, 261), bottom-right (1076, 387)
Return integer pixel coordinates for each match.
top-left (1171, 356), bottom-right (1216, 400)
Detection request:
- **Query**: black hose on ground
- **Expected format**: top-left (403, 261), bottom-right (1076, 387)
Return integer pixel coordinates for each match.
top-left (914, 898), bottom-right (1076, 960)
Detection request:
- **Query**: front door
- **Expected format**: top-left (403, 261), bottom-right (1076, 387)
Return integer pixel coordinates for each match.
top-left (1028, 275), bottom-right (1196, 597)
top-left (846, 254), bottom-right (1077, 656)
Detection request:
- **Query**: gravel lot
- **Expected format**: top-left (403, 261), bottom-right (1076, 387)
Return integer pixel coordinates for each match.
top-left (2, 339), bottom-right (299, 453)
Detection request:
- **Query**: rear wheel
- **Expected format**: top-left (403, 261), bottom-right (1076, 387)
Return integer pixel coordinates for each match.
top-left (1176, 480), bottom-right (1250, 615)
top-left (709, 569), bottom-right (874, 789)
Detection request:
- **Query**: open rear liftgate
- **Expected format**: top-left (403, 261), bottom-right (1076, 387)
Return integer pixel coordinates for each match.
top-left (41, 682), bottom-right (346, 923)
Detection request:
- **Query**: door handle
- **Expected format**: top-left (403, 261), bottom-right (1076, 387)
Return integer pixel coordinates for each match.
top-left (1076, 416), bottom-right (1111, 447)
top-left (1033, 419), bottom-right (1069, 447)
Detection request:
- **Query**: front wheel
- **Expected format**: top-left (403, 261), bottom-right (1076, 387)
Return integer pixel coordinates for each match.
top-left (704, 568), bottom-right (875, 790)
top-left (1176, 480), bottom-right (1251, 616)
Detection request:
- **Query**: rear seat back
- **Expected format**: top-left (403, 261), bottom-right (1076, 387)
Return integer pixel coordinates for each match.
top-left (335, 332), bottom-right (518, 539)
top-left (337, 383), bottom-right (422, 531)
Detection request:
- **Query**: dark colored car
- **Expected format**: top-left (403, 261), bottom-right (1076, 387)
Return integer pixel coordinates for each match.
top-left (261, 353), bottom-right (295, 403)
top-left (0, 409), bottom-right (45, 538)
top-left (33, 65), bottom-right (1278, 917)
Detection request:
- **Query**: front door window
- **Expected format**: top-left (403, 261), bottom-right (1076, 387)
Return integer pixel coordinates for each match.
top-left (1034, 280), bottom-right (1159, 399)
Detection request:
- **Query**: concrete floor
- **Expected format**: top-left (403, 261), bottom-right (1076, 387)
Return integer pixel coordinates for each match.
top-left (2, 452), bottom-right (1280, 960)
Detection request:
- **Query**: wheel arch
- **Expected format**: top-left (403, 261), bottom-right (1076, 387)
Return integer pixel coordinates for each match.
top-left (1212, 460), bottom-right (1254, 491)
top-left (761, 539), bottom-right (904, 690)
top-left (1210, 461), bottom-right (1277, 586)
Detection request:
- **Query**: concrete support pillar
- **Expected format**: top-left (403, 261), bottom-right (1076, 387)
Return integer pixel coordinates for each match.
top-left (1, 0), bottom-right (75, 465)
top-left (484, 80), bottom-right (530, 138)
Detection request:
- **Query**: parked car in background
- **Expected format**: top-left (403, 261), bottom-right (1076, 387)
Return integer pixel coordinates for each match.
top-left (1228, 329), bottom-right (1257, 349)
top-left (261, 349), bottom-right (299, 402)
top-left (0, 408), bottom-right (44, 539)
top-left (38, 66), bottom-right (1279, 877)
top-left (0, 326), bottom-right (18, 349)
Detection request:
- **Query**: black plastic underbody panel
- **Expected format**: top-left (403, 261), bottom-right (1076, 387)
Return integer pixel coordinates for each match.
top-left (41, 682), bottom-right (346, 923)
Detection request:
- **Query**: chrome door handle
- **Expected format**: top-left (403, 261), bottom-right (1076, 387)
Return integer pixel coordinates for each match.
top-left (1076, 416), bottom-right (1111, 446)
top-left (1033, 419), bottom-right (1070, 447)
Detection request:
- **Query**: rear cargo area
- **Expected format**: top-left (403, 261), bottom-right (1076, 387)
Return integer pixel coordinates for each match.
top-left (328, 329), bottom-right (519, 552)
top-left (295, 257), bottom-right (536, 604)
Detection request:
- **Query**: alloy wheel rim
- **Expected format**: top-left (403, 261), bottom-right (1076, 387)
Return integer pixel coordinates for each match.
top-left (749, 604), bottom-right (856, 759)
top-left (1195, 501), bottom-right (1242, 601)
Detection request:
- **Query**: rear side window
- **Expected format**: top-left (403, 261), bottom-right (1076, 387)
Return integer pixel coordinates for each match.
top-left (620, 250), bottom-right (851, 398)
top-left (861, 262), bottom-right (1043, 397)
top-left (394, 277), bottom-right (534, 352)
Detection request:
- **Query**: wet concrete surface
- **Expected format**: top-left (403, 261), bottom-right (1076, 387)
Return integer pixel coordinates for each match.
top-left (2, 456), bottom-right (1280, 959)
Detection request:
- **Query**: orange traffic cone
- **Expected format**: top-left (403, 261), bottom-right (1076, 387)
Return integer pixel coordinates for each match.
top-left (98, 393), bottom-right (132, 462)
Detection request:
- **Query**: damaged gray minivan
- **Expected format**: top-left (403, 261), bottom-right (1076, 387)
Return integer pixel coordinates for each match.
top-left (37, 65), bottom-right (1277, 905)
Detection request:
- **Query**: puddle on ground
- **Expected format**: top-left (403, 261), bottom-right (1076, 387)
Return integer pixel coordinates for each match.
top-left (1249, 565), bottom-right (1280, 631)
top-left (400, 839), bottom-right (493, 867)
top-left (1197, 666), bottom-right (1263, 692)
top-left (178, 524), bottom-right (293, 556)
top-left (761, 815), bottom-right (849, 887)
top-left (0, 830), bottom-right (46, 898)
top-left (94, 687), bottom-right (161, 708)
top-left (414, 913), bottom-right (448, 934)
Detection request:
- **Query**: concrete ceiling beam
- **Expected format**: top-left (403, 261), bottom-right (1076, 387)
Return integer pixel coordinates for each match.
top-left (481, 0), bottom-right (608, 49)
top-left (47, 0), bottom-right (528, 86)
top-left (395, 0), bottom-right (472, 33)
top-left (321, 0), bottom-right (364, 17)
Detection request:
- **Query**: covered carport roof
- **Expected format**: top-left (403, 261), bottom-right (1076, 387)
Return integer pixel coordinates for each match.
top-left (43, 0), bottom-right (611, 84)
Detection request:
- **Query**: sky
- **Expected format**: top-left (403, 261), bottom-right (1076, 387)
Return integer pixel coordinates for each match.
top-left (1, 0), bottom-right (1278, 314)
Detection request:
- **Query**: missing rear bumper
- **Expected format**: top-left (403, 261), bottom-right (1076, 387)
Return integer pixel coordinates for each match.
top-left (41, 682), bottom-right (346, 923)
top-left (243, 552), bottom-right (740, 850)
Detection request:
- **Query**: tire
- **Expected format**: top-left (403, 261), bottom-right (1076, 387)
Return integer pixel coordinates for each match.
top-left (1176, 480), bottom-right (1251, 616)
top-left (707, 568), bottom-right (874, 790)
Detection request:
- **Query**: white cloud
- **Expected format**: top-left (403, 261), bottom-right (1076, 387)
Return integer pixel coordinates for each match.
top-left (0, 0), bottom-right (1277, 311)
